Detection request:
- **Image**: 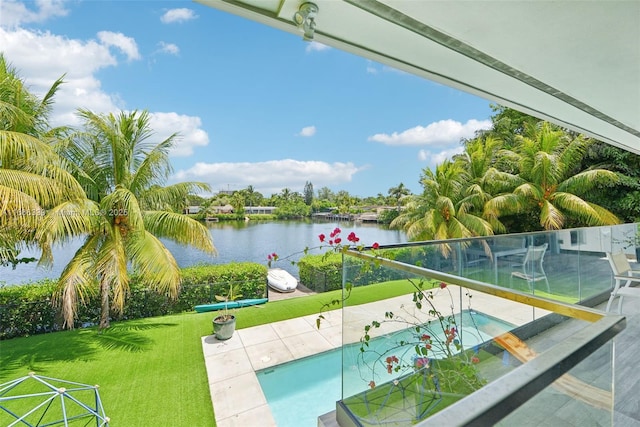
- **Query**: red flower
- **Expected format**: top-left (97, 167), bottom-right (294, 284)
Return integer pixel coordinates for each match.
top-left (267, 253), bottom-right (278, 261)
top-left (347, 232), bottom-right (359, 243)
top-left (334, 237), bottom-right (342, 244)
top-left (420, 334), bottom-right (431, 341)
top-left (330, 227), bottom-right (341, 238)
top-left (471, 356), bottom-right (480, 364)
top-left (318, 233), bottom-right (326, 242)
top-left (372, 242), bottom-right (380, 249)
top-left (439, 282), bottom-right (447, 289)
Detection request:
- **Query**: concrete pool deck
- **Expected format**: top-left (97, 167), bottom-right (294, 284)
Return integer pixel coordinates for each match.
top-left (201, 288), bottom-right (551, 427)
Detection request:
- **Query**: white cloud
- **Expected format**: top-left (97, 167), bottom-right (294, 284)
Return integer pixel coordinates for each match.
top-left (368, 119), bottom-right (492, 146)
top-left (172, 159), bottom-right (361, 195)
top-left (0, 26), bottom-right (207, 158)
top-left (418, 147), bottom-right (464, 164)
top-left (0, 27), bottom-right (122, 125)
top-left (160, 8), bottom-right (198, 24)
top-left (149, 112), bottom-right (209, 157)
top-left (0, 0), bottom-right (68, 27)
top-left (158, 41), bottom-right (179, 55)
top-left (97, 31), bottom-right (140, 61)
top-left (305, 41), bottom-right (330, 53)
top-left (297, 125), bottom-right (316, 137)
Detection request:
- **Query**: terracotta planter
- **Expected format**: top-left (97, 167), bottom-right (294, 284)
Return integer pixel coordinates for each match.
top-left (213, 315), bottom-right (236, 340)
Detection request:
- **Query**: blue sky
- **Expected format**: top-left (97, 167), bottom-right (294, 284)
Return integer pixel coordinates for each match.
top-left (0, 0), bottom-right (493, 198)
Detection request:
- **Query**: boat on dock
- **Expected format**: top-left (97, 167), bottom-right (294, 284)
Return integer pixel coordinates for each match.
top-left (267, 268), bottom-right (298, 293)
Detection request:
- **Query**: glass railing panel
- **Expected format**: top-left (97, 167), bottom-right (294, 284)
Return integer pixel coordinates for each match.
top-left (495, 339), bottom-right (614, 426)
top-left (339, 253), bottom-right (581, 426)
top-left (372, 223), bottom-right (640, 309)
top-left (337, 226), bottom-right (626, 426)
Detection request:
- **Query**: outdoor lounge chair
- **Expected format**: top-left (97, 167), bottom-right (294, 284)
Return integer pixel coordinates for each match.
top-left (510, 243), bottom-right (550, 293)
top-left (605, 251), bottom-right (640, 313)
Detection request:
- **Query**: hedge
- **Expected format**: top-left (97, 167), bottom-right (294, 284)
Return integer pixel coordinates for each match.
top-left (297, 248), bottom-right (417, 293)
top-left (0, 262), bottom-right (267, 340)
top-left (1, 247), bottom-right (442, 339)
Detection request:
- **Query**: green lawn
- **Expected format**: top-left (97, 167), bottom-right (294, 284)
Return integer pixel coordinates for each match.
top-left (0, 280), bottom-right (421, 426)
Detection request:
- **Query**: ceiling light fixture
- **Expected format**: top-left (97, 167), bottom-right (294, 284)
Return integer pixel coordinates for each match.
top-left (293, 2), bottom-right (319, 41)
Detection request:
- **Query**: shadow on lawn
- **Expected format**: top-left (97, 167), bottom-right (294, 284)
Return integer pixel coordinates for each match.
top-left (0, 320), bottom-right (179, 375)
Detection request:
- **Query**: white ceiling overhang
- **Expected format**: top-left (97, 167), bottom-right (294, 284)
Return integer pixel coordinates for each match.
top-left (197, 0), bottom-right (640, 154)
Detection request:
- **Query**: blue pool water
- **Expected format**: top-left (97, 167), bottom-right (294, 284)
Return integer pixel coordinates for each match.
top-left (256, 310), bottom-right (514, 427)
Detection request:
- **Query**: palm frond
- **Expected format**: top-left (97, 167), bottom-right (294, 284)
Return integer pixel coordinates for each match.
top-left (559, 169), bottom-right (619, 194)
top-left (540, 200), bottom-right (565, 230)
top-left (126, 231), bottom-right (181, 299)
top-left (142, 210), bottom-right (216, 254)
top-left (36, 199), bottom-right (107, 266)
top-left (55, 236), bottom-right (100, 328)
top-left (129, 136), bottom-right (176, 193)
top-left (553, 192), bottom-right (620, 226)
top-left (138, 182), bottom-right (210, 211)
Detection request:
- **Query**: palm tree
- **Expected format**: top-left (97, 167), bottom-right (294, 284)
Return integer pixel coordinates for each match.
top-left (484, 122), bottom-right (620, 230)
top-left (0, 55), bottom-right (84, 266)
top-left (37, 109), bottom-right (216, 329)
top-left (455, 136), bottom-right (507, 234)
top-left (391, 160), bottom-right (493, 257)
top-left (388, 183), bottom-right (410, 212)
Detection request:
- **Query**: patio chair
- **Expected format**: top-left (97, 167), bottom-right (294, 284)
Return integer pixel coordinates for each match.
top-left (605, 251), bottom-right (640, 313)
top-left (510, 243), bottom-right (550, 292)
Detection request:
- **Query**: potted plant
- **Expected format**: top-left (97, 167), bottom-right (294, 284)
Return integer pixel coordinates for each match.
top-left (212, 283), bottom-right (242, 340)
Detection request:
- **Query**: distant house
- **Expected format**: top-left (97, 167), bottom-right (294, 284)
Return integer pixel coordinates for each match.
top-left (183, 206), bottom-right (201, 215)
top-left (210, 204), bottom-right (234, 214)
top-left (244, 206), bottom-right (277, 215)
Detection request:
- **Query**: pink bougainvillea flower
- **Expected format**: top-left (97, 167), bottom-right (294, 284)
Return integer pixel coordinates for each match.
top-left (334, 237), bottom-right (342, 244)
top-left (414, 357), bottom-right (430, 369)
top-left (330, 227), bottom-right (341, 238)
top-left (329, 240), bottom-right (334, 245)
top-left (318, 233), bottom-right (326, 242)
top-left (372, 242), bottom-right (380, 249)
top-left (439, 282), bottom-right (447, 289)
top-left (347, 232), bottom-right (359, 243)
top-left (267, 253), bottom-right (278, 261)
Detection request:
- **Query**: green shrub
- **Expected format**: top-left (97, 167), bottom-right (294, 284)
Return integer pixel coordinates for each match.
top-left (297, 249), bottom-right (418, 293)
top-left (298, 253), bottom-right (343, 292)
top-left (0, 262), bottom-right (267, 339)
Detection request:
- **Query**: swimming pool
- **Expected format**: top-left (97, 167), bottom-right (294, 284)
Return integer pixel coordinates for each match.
top-left (256, 310), bottom-right (514, 427)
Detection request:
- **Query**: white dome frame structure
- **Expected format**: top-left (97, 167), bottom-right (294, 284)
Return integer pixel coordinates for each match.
top-left (0, 372), bottom-right (110, 427)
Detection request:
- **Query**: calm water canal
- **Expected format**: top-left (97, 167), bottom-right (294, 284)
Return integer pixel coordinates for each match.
top-left (0, 220), bottom-right (407, 285)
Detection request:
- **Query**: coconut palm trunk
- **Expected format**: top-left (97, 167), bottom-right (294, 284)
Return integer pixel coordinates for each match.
top-left (99, 277), bottom-right (110, 329)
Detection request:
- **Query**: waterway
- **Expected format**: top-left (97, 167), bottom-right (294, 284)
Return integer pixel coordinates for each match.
top-left (0, 220), bottom-right (407, 285)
